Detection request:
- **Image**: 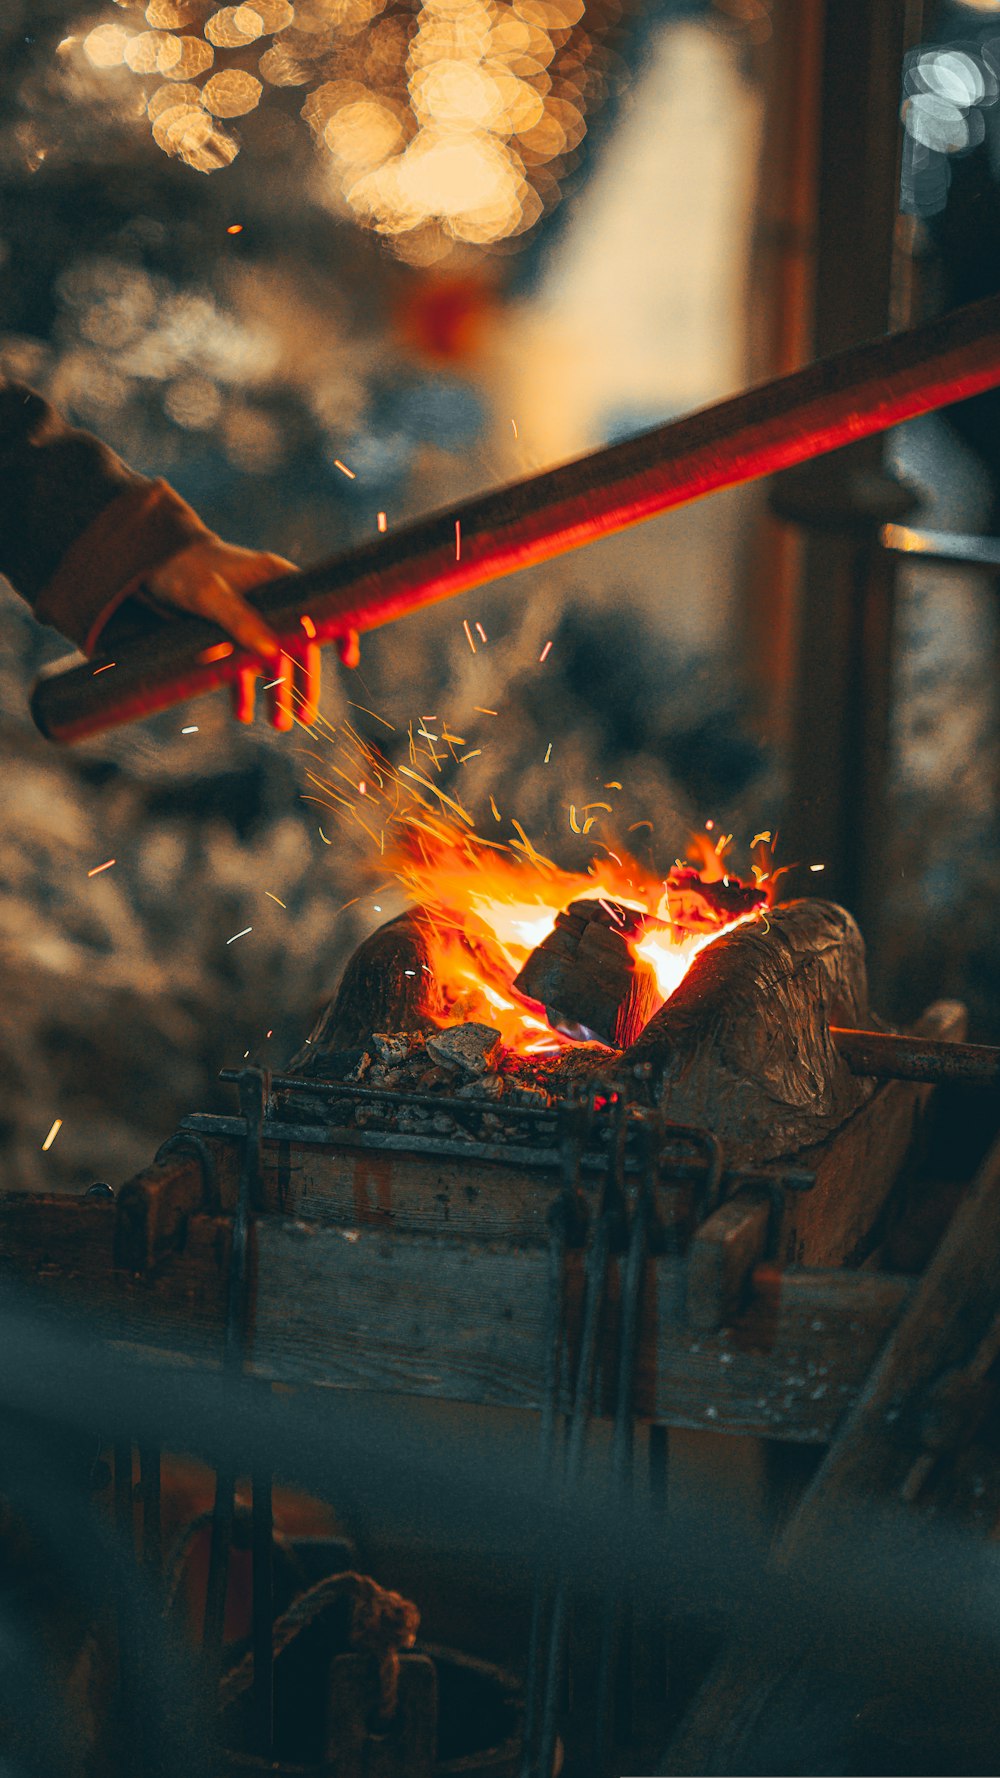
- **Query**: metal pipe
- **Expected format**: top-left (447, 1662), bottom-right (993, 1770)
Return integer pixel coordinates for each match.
top-left (880, 523), bottom-right (1000, 569)
top-left (831, 1027), bottom-right (1000, 1087)
top-left (31, 289), bottom-right (1000, 743)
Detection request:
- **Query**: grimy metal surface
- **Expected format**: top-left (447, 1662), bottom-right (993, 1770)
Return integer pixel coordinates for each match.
top-left (831, 1027), bottom-right (1000, 1087)
top-left (31, 289), bottom-right (1000, 742)
top-left (180, 1112), bottom-right (817, 1195)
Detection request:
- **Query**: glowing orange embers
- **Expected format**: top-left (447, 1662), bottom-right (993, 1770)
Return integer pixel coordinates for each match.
top-left (300, 715), bottom-right (778, 1060)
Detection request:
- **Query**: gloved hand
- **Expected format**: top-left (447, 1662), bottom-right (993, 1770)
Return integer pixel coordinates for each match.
top-left (142, 535), bottom-right (319, 731)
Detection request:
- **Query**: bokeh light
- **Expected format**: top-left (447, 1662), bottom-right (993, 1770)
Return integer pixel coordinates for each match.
top-left (164, 35), bottom-right (216, 77)
top-left (901, 42), bottom-right (998, 215)
top-left (201, 69), bottom-right (265, 114)
top-left (205, 6), bottom-right (266, 48)
top-left (145, 1), bottom-right (204, 23)
top-left (65, 0), bottom-right (631, 255)
top-left (123, 29), bottom-right (185, 74)
top-left (164, 373), bottom-right (224, 427)
top-left (83, 23), bottom-right (134, 67)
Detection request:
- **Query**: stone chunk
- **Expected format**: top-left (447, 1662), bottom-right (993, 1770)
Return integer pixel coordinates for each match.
top-left (371, 1031), bottom-right (425, 1067)
top-left (456, 1073), bottom-right (505, 1101)
top-left (425, 1022), bottom-right (502, 1077)
top-left (504, 1080), bottom-right (550, 1106)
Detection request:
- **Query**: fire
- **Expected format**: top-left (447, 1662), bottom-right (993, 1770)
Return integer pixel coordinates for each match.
top-left (393, 821), bottom-right (771, 1054)
top-left (298, 710), bottom-right (776, 1058)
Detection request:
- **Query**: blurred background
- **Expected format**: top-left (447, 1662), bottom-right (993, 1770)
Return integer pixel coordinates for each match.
top-left (1, 0), bottom-right (998, 1192)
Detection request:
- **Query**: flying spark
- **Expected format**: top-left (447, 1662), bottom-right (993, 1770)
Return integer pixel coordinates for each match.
top-left (87, 859), bottom-right (115, 877)
top-left (92, 662), bottom-right (116, 675)
top-left (227, 926), bottom-right (252, 944)
top-left (301, 614), bottom-right (317, 638)
top-left (264, 892), bottom-right (286, 908)
top-left (348, 701), bottom-right (394, 730)
top-left (41, 1118), bottom-right (63, 1152)
top-left (463, 619), bottom-right (477, 654)
top-left (377, 511), bottom-right (387, 533)
top-left (333, 459), bottom-right (356, 479)
top-left (511, 418), bottom-right (518, 438)
top-left (810, 863), bottom-right (826, 872)
top-left (455, 520), bottom-right (461, 561)
top-left (475, 622), bottom-right (487, 643)
top-left (475, 707), bottom-right (498, 717)
top-left (544, 743), bottom-right (552, 763)
top-left (539, 640), bottom-right (553, 663)
top-left (460, 749), bottom-right (482, 763)
top-left (181, 725), bottom-right (199, 734)
top-left (227, 223), bottom-right (243, 234)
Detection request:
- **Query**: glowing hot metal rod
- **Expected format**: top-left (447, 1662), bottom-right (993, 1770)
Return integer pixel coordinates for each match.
top-left (31, 289), bottom-right (1000, 744)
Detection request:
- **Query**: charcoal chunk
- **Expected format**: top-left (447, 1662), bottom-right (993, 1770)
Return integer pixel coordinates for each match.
top-left (371, 1031), bottom-right (425, 1067)
top-left (425, 1023), bottom-right (502, 1077)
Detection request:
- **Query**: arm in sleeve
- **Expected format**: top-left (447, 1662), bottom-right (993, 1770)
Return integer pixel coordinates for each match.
top-left (0, 377), bottom-right (213, 653)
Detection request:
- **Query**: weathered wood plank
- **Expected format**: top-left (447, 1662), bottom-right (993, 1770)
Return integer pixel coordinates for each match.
top-left (0, 1196), bottom-right (230, 1352)
top-left (776, 999), bottom-right (967, 1269)
top-left (248, 1221), bottom-right (911, 1443)
top-left (270, 1139), bottom-right (555, 1243)
top-left (687, 1191), bottom-right (771, 1332)
top-left (114, 1156), bottom-right (212, 1272)
top-left (662, 1129), bottom-right (1000, 1778)
top-left (0, 1199), bottom-right (912, 1444)
top-left (0, 1194), bottom-right (116, 1279)
top-left (789, 1126), bottom-right (1000, 1513)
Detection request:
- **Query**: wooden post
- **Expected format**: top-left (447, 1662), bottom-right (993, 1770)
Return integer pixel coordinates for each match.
top-left (663, 1130), bottom-right (1000, 1775)
top-left (779, 0), bottom-right (925, 958)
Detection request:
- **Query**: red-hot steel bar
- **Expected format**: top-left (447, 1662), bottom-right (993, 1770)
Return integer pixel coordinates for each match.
top-left (31, 289), bottom-right (1000, 744)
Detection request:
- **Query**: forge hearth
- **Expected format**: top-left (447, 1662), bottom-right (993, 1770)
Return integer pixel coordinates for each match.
top-left (289, 896), bottom-right (874, 1166)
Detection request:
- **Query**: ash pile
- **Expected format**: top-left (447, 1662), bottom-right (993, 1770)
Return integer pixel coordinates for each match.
top-left (274, 1022), bottom-right (564, 1147)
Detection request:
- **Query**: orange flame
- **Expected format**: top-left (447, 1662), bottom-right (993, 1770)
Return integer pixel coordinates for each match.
top-left (299, 712), bottom-right (775, 1057)
top-left (393, 823), bottom-right (770, 1053)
